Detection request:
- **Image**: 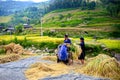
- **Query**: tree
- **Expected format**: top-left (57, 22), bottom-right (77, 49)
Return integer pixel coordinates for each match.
top-left (106, 4), bottom-right (120, 17)
top-left (15, 24), bottom-right (23, 34)
top-left (100, 0), bottom-right (120, 17)
top-left (81, 0), bottom-right (87, 10)
top-left (88, 1), bottom-right (96, 10)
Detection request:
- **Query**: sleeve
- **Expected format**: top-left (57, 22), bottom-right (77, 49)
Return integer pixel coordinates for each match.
top-left (69, 39), bottom-right (72, 44)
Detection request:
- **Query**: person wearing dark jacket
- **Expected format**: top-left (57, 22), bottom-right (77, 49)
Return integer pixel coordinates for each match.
top-left (64, 34), bottom-right (71, 44)
top-left (78, 37), bottom-right (85, 64)
top-left (57, 35), bottom-right (72, 64)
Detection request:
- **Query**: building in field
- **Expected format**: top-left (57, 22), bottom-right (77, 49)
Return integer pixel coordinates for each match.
top-left (23, 24), bottom-right (32, 29)
top-left (0, 26), bottom-right (3, 31)
top-left (4, 26), bottom-right (15, 33)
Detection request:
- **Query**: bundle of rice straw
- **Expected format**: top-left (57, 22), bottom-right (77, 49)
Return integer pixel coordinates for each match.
top-left (25, 63), bottom-right (69, 80)
top-left (42, 56), bottom-right (57, 62)
top-left (4, 43), bottom-right (24, 54)
top-left (76, 54), bottom-right (120, 80)
top-left (13, 44), bottom-right (24, 54)
top-left (4, 43), bottom-right (32, 55)
top-left (73, 43), bottom-right (82, 59)
top-left (0, 54), bottom-right (20, 63)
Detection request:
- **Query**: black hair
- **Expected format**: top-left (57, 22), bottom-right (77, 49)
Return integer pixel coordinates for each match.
top-left (80, 37), bottom-right (84, 40)
top-left (65, 34), bottom-right (68, 37)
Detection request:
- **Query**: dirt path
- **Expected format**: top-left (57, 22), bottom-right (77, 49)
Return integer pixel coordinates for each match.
top-left (0, 56), bottom-right (109, 80)
top-left (0, 56), bottom-right (42, 80)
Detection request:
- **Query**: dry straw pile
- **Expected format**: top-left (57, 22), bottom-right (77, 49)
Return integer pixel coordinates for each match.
top-left (73, 43), bottom-right (82, 59)
top-left (4, 43), bottom-right (32, 55)
top-left (4, 43), bottom-right (24, 54)
top-left (42, 56), bottom-right (57, 62)
top-left (25, 63), bottom-right (70, 80)
top-left (76, 54), bottom-right (120, 80)
top-left (0, 54), bottom-right (20, 63)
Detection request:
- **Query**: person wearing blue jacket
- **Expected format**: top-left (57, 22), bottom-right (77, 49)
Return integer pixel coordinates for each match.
top-left (57, 35), bottom-right (72, 64)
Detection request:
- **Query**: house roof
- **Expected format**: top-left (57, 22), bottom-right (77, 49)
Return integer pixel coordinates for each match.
top-left (0, 26), bottom-right (3, 27)
top-left (8, 27), bottom-right (15, 30)
top-left (7, 26), bottom-right (15, 30)
top-left (23, 24), bottom-right (32, 28)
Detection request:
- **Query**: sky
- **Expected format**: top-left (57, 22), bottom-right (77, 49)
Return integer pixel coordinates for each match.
top-left (16, 0), bottom-right (48, 2)
top-left (1, 0), bottom-right (49, 2)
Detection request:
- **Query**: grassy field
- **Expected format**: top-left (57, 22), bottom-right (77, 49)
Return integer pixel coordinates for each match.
top-left (0, 35), bottom-right (120, 53)
top-left (98, 39), bottom-right (120, 52)
top-left (0, 35), bottom-right (63, 49)
top-left (0, 35), bottom-right (63, 43)
top-left (0, 16), bottom-right (12, 23)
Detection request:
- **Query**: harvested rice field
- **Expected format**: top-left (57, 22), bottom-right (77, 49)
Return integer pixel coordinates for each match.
top-left (25, 54), bottom-right (120, 80)
top-left (0, 54), bottom-right (20, 64)
top-left (42, 56), bottom-right (57, 62)
top-left (25, 63), bottom-right (70, 80)
top-left (76, 54), bottom-right (120, 80)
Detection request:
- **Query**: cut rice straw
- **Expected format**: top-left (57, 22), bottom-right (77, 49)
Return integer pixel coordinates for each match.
top-left (75, 54), bottom-right (120, 80)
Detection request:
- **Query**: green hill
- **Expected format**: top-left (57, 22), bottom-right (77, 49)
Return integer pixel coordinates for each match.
top-left (42, 9), bottom-right (120, 29)
top-left (35, 8), bottom-right (120, 38)
top-left (0, 1), bottom-right (48, 25)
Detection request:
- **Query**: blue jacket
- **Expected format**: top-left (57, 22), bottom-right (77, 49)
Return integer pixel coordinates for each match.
top-left (64, 39), bottom-right (71, 44)
top-left (58, 44), bottom-right (68, 61)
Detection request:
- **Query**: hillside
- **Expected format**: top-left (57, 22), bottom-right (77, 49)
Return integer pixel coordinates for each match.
top-left (0, 16), bottom-right (12, 23)
top-left (0, 1), bottom-right (35, 16)
top-left (35, 8), bottom-right (120, 38)
top-left (42, 9), bottom-right (120, 29)
top-left (0, 1), bottom-right (48, 24)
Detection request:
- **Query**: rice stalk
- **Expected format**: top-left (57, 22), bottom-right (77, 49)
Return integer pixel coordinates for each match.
top-left (76, 54), bottom-right (120, 80)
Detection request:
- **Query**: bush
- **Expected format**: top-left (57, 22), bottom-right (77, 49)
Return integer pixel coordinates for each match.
top-left (0, 40), bottom-right (10, 45)
top-left (66, 13), bottom-right (72, 18)
top-left (83, 17), bottom-right (93, 21)
top-left (43, 30), bottom-right (57, 37)
top-left (85, 44), bottom-right (103, 56)
top-left (110, 24), bottom-right (120, 37)
top-left (0, 49), bottom-right (5, 55)
top-left (112, 24), bottom-right (120, 31)
top-left (13, 37), bottom-right (18, 43)
top-left (15, 24), bottom-right (24, 34)
top-left (59, 14), bottom-right (64, 20)
top-left (38, 42), bottom-right (58, 49)
top-left (60, 23), bottom-right (66, 27)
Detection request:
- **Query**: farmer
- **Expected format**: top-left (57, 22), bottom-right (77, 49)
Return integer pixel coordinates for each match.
top-left (64, 34), bottom-right (71, 44)
top-left (57, 35), bottom-right (72, 64)
top-left (64, 34), bottom-right (73, 64)
top-left (64, 34), bottom-right (71, 53)
top-left (78, 37), bottom-right (85, 64)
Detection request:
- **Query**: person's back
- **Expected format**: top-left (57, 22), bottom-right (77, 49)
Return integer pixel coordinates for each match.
top-left (58, 44), bottom-right (68, 61)
top-left (57, 35), bottom-right (72, 64)
top-left (64, 34), bottom-right (71, 44)
top-left (64, 38), bottom-right (71, 44)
